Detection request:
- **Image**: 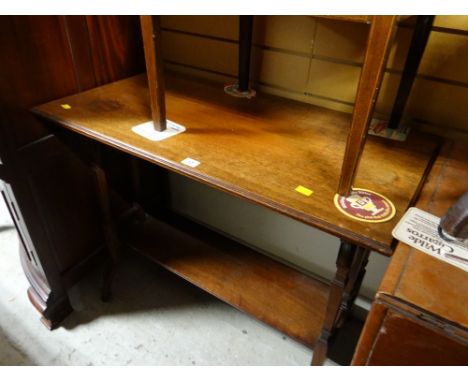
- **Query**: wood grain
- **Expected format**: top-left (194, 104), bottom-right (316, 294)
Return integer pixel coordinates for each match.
top-left (0, 16), bottom-right (78, 107)
top-left (122, 213), bottom-right (329, 348)
top-left (85, 16), bottom-right (145, 86)
top-left (337, 16), bottom-right (397, 196)
top-left (33, 72), bottom-right (439, 255)
top-left (63, 16), bottom-right (98, 92)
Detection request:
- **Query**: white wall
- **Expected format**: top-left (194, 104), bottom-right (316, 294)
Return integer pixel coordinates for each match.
top-left (169, 173), bottom-right (390, 301)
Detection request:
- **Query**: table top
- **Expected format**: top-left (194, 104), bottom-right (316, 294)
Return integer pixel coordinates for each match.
top-left (33, 71), bottom-right (439, 255)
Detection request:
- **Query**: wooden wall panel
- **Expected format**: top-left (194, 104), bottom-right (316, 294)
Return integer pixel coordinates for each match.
top-left (63, 16), bottom-right (98, 92)
top-left (0, 16), bottom-right (145, 107)
top-left (85, 15), bottom-right (145, 86)
top-left (0, 15), bottom-right (145, 153)
top-left (0, 16), bottom-right (80, 150)
top-left (0, 16), bottom-right (78, 108)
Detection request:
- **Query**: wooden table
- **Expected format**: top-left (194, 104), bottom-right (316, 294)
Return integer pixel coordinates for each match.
top-left (36, 16), bottom-right (437, 365)
top-left (352, 141), bottom-right (468, 365)
top-left (33, 70), bottom-right (439, 365)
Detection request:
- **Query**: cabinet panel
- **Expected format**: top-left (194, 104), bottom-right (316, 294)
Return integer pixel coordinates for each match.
top-left (367, 309), bottom-right (468, 365)
top-left (0, 15), bottom-right (145, 327)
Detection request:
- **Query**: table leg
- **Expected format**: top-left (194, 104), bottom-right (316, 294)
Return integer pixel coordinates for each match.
top-left (92, 165), bottom-right (120, 302)
top-left (337, 16), bottom-right (397, 196)
top-left (335, 247), bottom-right (370, 329)
top-left (311, 240), bottom-right (366, 366)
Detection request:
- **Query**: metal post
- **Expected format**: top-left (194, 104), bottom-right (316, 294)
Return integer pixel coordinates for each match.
top-left (387, 16), bottom-right (434, 130)
top-left (238, 16), bottom-right (254, 92)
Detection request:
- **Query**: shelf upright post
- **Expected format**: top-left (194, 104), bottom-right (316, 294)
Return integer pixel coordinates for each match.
top-left (337, 16), bottom-right (397, 197)
top-left (140, 15), bottom-right (167, 131)
top-left (238, 16), bottom-right (254, 93)
top-left (387, 16), bottom-right (434, 130)
top-left (311, 241), bottom-right (356, 365)
top-left (224, 16), bottom-right (255, 98)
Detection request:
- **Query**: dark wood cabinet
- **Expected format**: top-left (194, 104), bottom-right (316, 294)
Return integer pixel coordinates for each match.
top-left (0, 106), bottom-right (104, 328)
top-left (0, 15), bottom-right (145, 328)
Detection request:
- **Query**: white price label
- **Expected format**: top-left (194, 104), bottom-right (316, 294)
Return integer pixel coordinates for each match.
top-left (181, 157), bottom-right (200, 168)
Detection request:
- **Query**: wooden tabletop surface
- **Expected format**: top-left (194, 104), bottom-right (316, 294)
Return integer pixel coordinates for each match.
top-left (33, 72), bottom-right (439, 255)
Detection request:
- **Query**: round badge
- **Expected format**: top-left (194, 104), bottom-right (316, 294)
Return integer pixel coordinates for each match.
top-left (334, 188), bottom-right (396, 223)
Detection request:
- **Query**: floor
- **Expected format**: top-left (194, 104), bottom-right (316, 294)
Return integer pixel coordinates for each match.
top-left (0, 198), bottom-right (363, 366)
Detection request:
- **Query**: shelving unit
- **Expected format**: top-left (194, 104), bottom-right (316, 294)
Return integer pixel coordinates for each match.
top-left (33, 15), bottom-right (440, 365)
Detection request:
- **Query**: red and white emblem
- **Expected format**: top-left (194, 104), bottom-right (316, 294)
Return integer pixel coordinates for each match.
top-left (334, 188), bottom-right (396, 223)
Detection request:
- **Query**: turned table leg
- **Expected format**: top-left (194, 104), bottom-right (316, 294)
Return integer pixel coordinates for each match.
top-left (311, 241), bottom-right (369, 366)
top-left (92, 165), bottom-right (120, 302)
top-left (335, 247), bottom-right (370, 329)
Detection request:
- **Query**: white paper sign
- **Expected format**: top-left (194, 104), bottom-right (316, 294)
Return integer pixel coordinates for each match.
top-left (392, 207), bottom-right (468, 272)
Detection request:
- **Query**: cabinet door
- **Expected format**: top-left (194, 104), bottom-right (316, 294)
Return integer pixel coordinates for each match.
top-left (0, 103), bottom-right (106, 328)
top-left (0, 15), bottom-right (144, 327)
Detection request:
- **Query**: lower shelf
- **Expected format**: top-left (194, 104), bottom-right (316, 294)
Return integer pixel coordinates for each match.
top-left (121, 213), bottom-right (330, 348)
